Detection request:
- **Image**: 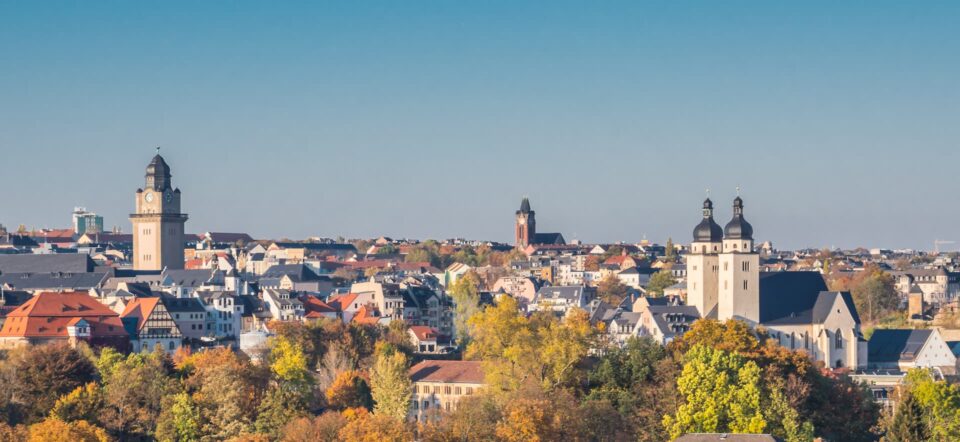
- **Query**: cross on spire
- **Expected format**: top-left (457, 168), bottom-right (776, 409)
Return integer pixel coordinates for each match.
top-left (156, 146), bottom-right (161, 155)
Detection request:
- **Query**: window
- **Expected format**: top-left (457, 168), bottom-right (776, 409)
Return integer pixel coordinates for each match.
top-left (834, 329), bottom-right (843, 349)
top-left (790, 333), bottom-right (796, 349)
top-left (724, 263), bottom-right (729, 271)
top-left (444, 386), bottom-right (452, 395)
top-left (743, 280), bottom-right (748, 290)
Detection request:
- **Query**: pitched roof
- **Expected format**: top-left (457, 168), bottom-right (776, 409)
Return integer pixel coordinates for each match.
top-left (0, 272), bottom-right (109, 291)
top-left (869, 329), bottom-right (934, 363)
top-left (326, 293), bottom-right (359, 311)
top-left (301, 295), bottom-right (337, 317)
top-left (0, 292), bottom-right (126, 338)
top-left (532, 232), bottom-right (565, 245)
top-left (262, 264), bottom-right (322, 282)
top-left (120, 297), bottom-right (162, 330)
top-left (351, 305), bottom-right (382, 325)
top-left (0, 254), bottom-right (95, 273)
top-left (757, 271), bottom-right (829, 323)
top-left (409, 325), bottom-right (439, 341)
top-left (409, 360), bottom-right (484, 384)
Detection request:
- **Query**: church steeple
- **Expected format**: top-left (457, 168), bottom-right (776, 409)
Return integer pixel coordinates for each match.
top-left (724, 196), bottom-right (754, 240)
top-left (693, 198), bottom-right (723, 243)
top-left (515, 197), bottom-right (536, 248)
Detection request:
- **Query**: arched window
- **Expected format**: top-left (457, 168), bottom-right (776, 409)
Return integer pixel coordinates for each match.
top-left (790, 333), bottom-right (796, 349)
top-left (834, 329), bottom-right (843, 349)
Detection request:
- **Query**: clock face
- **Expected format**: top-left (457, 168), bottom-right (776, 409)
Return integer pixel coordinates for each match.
top-left (144, 192), bottom-right (154, 203)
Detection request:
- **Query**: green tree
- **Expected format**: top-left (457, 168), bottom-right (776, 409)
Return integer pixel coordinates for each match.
top-left (369, 345), bottom-right (412, 420)
top-left (155, 392), bottom-right (201, 442)
top-left (646, 271), bottom-right (677, 297)
top-left (851, 269), bottom-right (899, 323)
top-left (665, 237), bottom-right (677, 261)
top-left (886, 391), bottom-right (929, 442)
top-left (256, 337), bottom-right (316, 438)
top-left (449, 271), bottom-right (482, 346)
top-left (663, 344), bottom-right (766, 438)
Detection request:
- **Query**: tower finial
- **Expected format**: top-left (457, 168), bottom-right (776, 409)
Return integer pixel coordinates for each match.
top-left (156, 145), bottom-right (161, 155)
top-left (706, 188), bottom-right (710, 198)
top-left (736, 185), bottom-right (741, 196)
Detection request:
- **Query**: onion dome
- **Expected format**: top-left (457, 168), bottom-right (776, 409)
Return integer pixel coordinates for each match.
top-left (693, 198), bottom-right (723, 242)
top-left (724, 196), bottom-right (754, 240)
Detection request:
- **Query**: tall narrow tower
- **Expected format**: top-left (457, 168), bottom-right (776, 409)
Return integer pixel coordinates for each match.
top-left (687, 198), bottom-right (723, 318)
top-left (515, 197), bottom-right (536, 248)
top-left (131, 152), bottom-right (188, 270)
top-left (718, 196), bottom-right (759, 322)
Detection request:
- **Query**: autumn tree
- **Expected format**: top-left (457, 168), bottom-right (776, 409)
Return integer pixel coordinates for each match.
top-left (337, 408), bottom-right (414, 442)
top-left (467, 296), bottom-right (593, 393)
top-left (665, 237), bottom-right (677, 261)
top-left (184, 348), bottom-right (268, 440)
top-left (646, 270), bottom-right (677, 297)
top-left (49, 383), bottom-right (103, 423)
top-left (281, 412), bottom-right (347, 442)
top-left (27, 417), bottom-right (111, 442)
top-left (98, 349), bottom-right (175, 439)
top-left (597, 274), bottom-right (629, 305)
top-left (670, 319), bottom-right (761, 355)
top-left (325, 370), bottom-right (372, 410)
top-left (255, 336), bottom-right (316, 438)
top-left (8, 343), bottom-right (96, 423)
top-left (369, 344), bottom-right (412, 420)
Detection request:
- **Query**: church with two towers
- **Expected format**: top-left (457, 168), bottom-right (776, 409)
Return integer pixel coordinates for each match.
top-left (685, 196), bottom-right (867, 369)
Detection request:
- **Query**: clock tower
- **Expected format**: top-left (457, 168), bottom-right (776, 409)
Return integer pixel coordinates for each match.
top-left (515, 197), bottom-right (536, 248)
top-left (131, 151), bottom-right (188, 270)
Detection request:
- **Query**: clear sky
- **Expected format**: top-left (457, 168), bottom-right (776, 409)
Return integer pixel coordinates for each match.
top-left (1, 1), bottom-right (958, 250)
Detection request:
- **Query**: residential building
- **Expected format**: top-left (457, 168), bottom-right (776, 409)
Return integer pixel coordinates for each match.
top-left (0, 291), bottom-right (129, 349)
top-left (121, 296), bottom-right (184, 353)
top-left (409, 325), bottom-right (441, 353)
top-left (409, 360), bottom-right (484, 422)
top-left (528, 285), bottom-right (594, 315)
top-left (868, 328), bottom-right (957, 374)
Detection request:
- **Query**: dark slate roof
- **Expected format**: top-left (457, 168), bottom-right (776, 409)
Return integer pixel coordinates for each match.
top-left (758, 271), bottom-right (828, 323)
top-left (723, 197), bottom-right (754, 240)
top-left (161, 296), bottom-right (207, 313)
top-left (536, 286), bottom-right (588, 302)
top-left (402, 286), bottom-right (440, 308)
top-left (0, 271), bottom-right (108, 290)
top-left (262, 264), bottom-right (321, 282)
top-left (869, 329), bottom-right (933, 363)
top-left (0, 235), bottom-right (39, 248)
top-left (162, 269), bottom-right (219, 287)
top-left (271, 242), bottom-right (357, 253)
top-left (236, 295), bottom-right (267, 317)
top-left (532, 232), bottom-right (565, 245)
top-left (1, 290), bottom-right (33, 307)
top-left (0, 254), bottom-right (94, 273)
top-left (518, 197), bottom-right (532, 214)
top-left (647, 305), bottom-right (700, 339)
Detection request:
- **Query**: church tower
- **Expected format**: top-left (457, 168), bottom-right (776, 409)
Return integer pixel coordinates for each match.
top-left (687, 198), bottom-right (723, 318)
top-left (717, 196), bottom-right (760, 322)
top-left (515, 197), bottom-right (536, 248)
top-left (131, 151), bottom-right (188, 270)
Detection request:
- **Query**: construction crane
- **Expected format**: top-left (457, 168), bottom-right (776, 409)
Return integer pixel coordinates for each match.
top-left (934, 239), bottom-right (955, 254)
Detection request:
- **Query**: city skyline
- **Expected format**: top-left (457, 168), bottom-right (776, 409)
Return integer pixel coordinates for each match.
top-left (2, 2), bottom-right (959, 250)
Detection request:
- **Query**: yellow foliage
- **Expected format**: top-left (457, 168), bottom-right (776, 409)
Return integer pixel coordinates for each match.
top-left (28, 418), bottom-right (111, 442)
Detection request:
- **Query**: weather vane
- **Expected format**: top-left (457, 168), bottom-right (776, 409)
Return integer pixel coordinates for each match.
top-left (705, 188), bottom-right (710, 197)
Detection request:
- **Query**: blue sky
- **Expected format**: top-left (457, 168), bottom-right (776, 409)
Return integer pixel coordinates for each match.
top-left (1, 2), bottom-right (958, 250)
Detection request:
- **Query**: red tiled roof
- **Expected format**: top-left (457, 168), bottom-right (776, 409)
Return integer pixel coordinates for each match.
top-left (409, 360), bottom-right (484, 384)
top-left (409, 325), bottom-right (438, 341)
top-left (120, 297), bottom-right (161, 330)
top-left (301, 295), bottom-right (337, 317)
top-left (0, 292), bottom-right (127, 338)
top-left (351, 305), bottom-right (382, 325)
top-left (327, 293), bottom-right (359, 312)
